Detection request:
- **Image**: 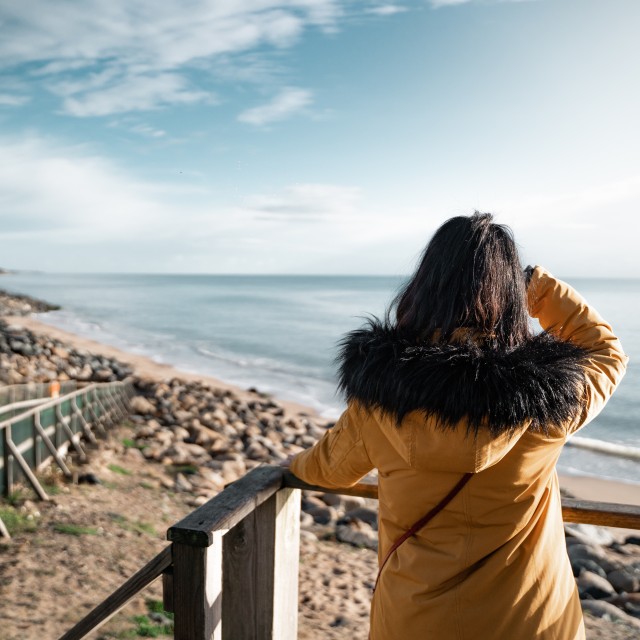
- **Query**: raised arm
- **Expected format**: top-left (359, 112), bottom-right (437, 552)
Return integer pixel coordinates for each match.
top-left (289, 401), bottom-right (374, 488)
top-left (527, 266), bottom-right (629, 434)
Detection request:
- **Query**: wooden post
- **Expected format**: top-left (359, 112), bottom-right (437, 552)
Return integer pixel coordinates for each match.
top-left (222, 495), bottom-right (277, 639)
top-left (4, 425), bottom-right (14, 497)
top-left (34, 412), bottom-right (72, 478)
top-left (57, 406), bottom-right (87, 462)
top-left (272, 487), bottom-right (301, 640)
top-left (168, 466), bottom-right (286, 640)
top-left (162, 568), bottom-right (174, 613)
top-left (71, 397), bottom-right (97, 445)
top-left (221, 487), bottom-right (300, 640)
top-left (173, 533), bottom-right (223, 640)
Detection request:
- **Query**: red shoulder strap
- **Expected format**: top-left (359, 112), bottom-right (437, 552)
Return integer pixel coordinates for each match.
top-left (373, 472), bottom-right (473, 593)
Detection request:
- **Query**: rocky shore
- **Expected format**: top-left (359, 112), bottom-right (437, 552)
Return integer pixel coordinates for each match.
top-left (1, 295), bottom-right (639, 637)
top-left (0, 289), bottom-right (59, 317)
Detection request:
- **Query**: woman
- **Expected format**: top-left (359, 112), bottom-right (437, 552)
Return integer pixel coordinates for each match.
top-left (288, 213), bottom-right (628, 640)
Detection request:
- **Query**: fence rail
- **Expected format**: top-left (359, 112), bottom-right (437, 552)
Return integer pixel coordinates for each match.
top-left (0, 380), bottom-right (78, 407)
top-left (60, 465), bottom-right (640, 640)
top-left (0, 378), bottom-right (134, 536)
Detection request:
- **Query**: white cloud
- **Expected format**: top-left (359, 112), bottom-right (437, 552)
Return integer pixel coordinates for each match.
top-left (238, 87), bottom-right (313, 126)
top-left (0, 1), bottom-right (345, 116)
top-left (0, 135), bottom-right (201, 239)
top-left (367, 4), bottom-right (408, 15)
top-left (61, 74), bottom-right (212, 117)
top-left (128, 123), bottom-right (166, 138)
top-left (0, 93), bottom-right (30, 106)
top-left (245, 183), bottom-right (362, 218)
top-left (429, 0), bottom-right (532, 6)
top-left (429, 0), bottom-right (470, 6)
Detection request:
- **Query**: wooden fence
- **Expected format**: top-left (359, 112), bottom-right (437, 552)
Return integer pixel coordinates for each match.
top-left (60, 465), bottom-right (640, 640)
top-left (0, 379), bottom-right (134, 537)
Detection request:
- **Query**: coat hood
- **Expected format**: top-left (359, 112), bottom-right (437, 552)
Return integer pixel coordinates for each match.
top-left (336, 319), bottom-right (589, 472)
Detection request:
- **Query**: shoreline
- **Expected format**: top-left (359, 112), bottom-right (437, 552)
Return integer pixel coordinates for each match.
top-left (3, 313), bottom-right (321, 420)
top-left (4, 313), bottom-right (639, 508)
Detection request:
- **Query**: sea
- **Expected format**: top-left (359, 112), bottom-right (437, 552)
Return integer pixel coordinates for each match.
top-left (2, 272), bottom-right (638, 485)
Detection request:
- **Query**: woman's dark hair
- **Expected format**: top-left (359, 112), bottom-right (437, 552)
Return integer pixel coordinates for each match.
top-left (390, 212), bottom-right (530, 348)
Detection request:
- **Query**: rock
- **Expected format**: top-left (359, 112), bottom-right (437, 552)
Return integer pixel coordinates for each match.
top-left (172, 426), bottom-right (191, 442)
top-left (94, 368), bottom-right (113, 381)
top-left (220, 459), bottom-right (246, 484)
top-left (302, 495), bottom-right (327, 513)
top-left (300, 529), bottom-right (318, 543)
top-left (608, 592), bottom-right (640, 617)
top-left (196, 468), bottom-right (225, 492)
top-left (130, 396), bottom-right (156, 415)
top-left (319, 493), bottom-right (343, 509)
top-left (336, 520), bottom-right (378, 551)
top-left (578, 571), bottom-right (616, 599)
top-left (307, 506), bottom-right (336, 526)
top-left (4, 368), bottom-right (24, 384)
top-left (78, 472), bottom-right (101, 485)
top-left (174, 473), bottom-right (193, 492)
top-left (607, 569), bottom-right (640, 594)
top-left (300, 511), bottom-right (315, 529)
top-left (342, 496), bottom-right (367, 512)
top-left (567, 544), bottom-right (622, 573)
top-left (190, 422), bottom-right (222, 447)
top-left (245, 441), bottom-right (269, 461)
top-left (340, 507), bottom-right (378, 530)
top-left (564, 523), bottom-right (616, 547)
top-left (165, 442), bottom-right (209, 464)
top-left (570, 558), bottom-right (607, 579)
top-left (172, 409), bottom-right (193, 424)
top-left (52, 346), bottom-right (69, 359)
top-left (581, 600), bottom-right (640, 628)
top-left (124, 447), bottom-right (145, 462)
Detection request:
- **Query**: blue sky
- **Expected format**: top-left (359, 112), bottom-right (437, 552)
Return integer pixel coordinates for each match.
top-left (0, 0), bottom-right (638, 276)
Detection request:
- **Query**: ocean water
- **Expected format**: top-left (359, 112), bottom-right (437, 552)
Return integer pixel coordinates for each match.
top-left (2, 272), bottom-right (638, 484)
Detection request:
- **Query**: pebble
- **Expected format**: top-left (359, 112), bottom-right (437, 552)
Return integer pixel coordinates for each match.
top-left (578, 571), bottom-right (616, 599)
top-left (607, 569), bottom-right (640, 594)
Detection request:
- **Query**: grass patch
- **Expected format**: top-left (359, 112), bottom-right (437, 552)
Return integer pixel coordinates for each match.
top-left (110, 514), bottom-right (157, 537)
top-left (0, 506), bottom-right (38, 535)
top-left (6, 489), bottom-right (26, 507)
top-left (122, 438), bottom-right (144, 450)
top-left (146, 599), bottom-right (174, 620)
top-left (139, 481), bottom-right (155, 490)
top-left (43, 482), bottom-right (63, 496)
top-left (130, 614), bottom-right (173, 638)
top-left (170, 464), bottom-right (198, 475)
top-left (53, 523), bottom-right (100, 536)
top-left (108, 464), bottom-right (132, 476)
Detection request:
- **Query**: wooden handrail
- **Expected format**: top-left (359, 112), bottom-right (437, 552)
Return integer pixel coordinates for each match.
top-left (59, 546), bottom-right (172, 640)
top-left (168, 465), bottom-right (285, 547)
top-left (282, 470), bottom-right (640, 530)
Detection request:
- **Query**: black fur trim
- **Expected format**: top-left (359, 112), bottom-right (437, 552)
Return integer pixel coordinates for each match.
top-left (336, 320), bottom-right (589, 436)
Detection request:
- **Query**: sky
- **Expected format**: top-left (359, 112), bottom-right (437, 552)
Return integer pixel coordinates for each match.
top-left (0, 0), bottom-right (638, 276)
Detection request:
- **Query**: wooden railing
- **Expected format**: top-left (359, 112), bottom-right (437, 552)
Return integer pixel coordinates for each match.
top-left (60, 464), bottom-right (640, 640)
top-left (0, 378), bottom-right (134, 537)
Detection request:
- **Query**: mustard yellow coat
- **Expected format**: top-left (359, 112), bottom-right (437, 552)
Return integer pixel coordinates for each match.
top-left (290, 267), bottom-right (628, 640)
